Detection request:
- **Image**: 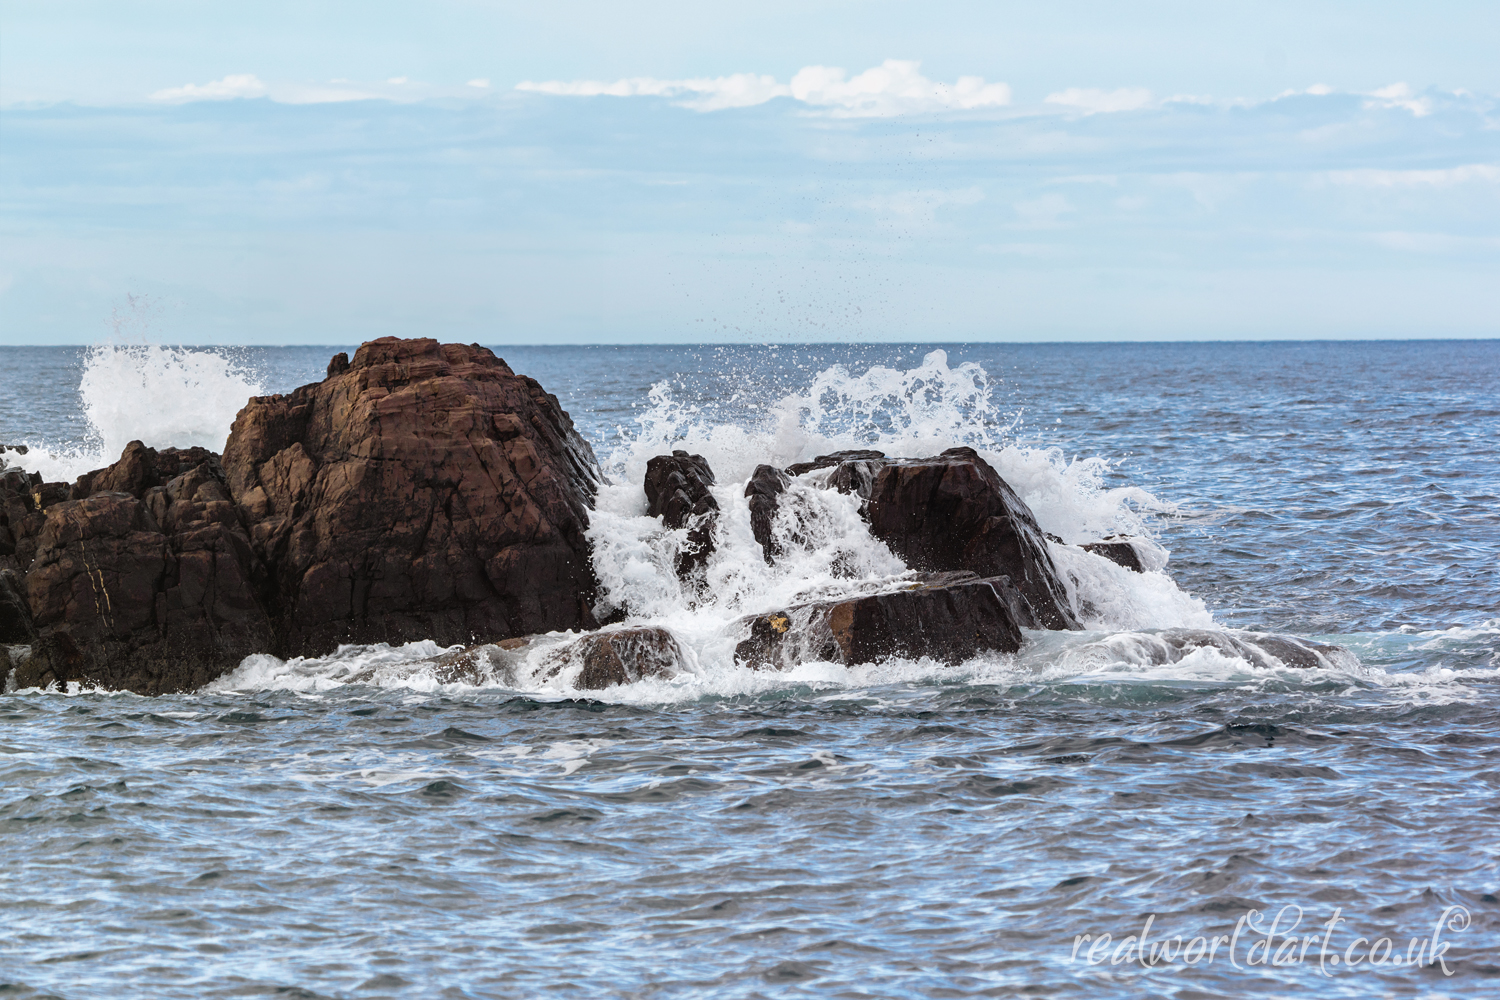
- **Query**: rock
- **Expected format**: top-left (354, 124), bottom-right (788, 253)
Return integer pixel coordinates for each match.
top-left (421, 636), bottom-right (532, 685)
top-left (785, 450), bottom-right (886, 478)
top-left (865, 447), bottom-right (1080, 630)
top-left (643, 451), bottom-right (719, 578)
top-left (222, 338), bottom-right (602, 659)
top-left (744, 464), bottom-right (789, 562)
top-left (542, 626), bottom-right (684, 689)
top-left (734, 573), bottom-right (1028, 670)
top-left (1082, 537), bottom-right (1145, 573)
top-left (70, 440), bottom-right (221, 501)
top-left (0, 568), bottom-right (34, 643)
top-left (16, 454), bottom-right (275, 693)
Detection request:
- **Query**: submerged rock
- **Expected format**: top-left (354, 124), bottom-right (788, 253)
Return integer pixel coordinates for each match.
top-left (1071, 628), bottom-right (1354, 671)
top-left (542, 626), bottom-right (685, 689)
top-left (865, 447), bottom-right (1080, 631)
top-left (17, 447), bottom-right (274, 693)
top-left (422, 636), bottom-right (533, 685)
top-left (643, 451), bottom-right (719, 578)
top-left (223, 337), bottom-right (602, 658)
top-left (733, 572), bottom-right (1028, 670)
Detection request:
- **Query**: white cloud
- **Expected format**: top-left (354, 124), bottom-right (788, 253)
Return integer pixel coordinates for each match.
top-left (1364, 82), bottom-right (1432, 117)
top-left (1327, 165), bottom-right (1500, 187)
top-left (151, 73), bottom-right (266, 102)
top-left (467, 79), bottom-right (491, 89)
top-left (789, 60), bottom-right (1011, 116)
top-left (1043, 87), bottom-right (1153, 114)
top-left (387, 76), bottom-right (409, 85)
top-left (518, 60), bottom-right (1010, 116)
top-left (517, 73), bottom-right (786, 111)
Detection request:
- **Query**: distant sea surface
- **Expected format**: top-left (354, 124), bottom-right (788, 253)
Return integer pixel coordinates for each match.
top-left (2, 340), bottom-right (1497, 999)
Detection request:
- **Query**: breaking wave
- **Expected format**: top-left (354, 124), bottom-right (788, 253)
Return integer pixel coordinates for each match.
top-left (10, 343), bottom-right (264, 483)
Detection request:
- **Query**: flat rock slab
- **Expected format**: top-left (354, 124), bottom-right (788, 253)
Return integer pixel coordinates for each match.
top-left (734, 574), bottom-right (1028, 670)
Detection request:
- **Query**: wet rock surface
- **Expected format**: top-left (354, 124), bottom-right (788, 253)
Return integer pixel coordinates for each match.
top-left (865, 447), bottom-right (1080, 631)
top-left (643, 451), bottom-right (719, 577)
top-left (223, 337), bottom-right (602, 658)
top-left (734, 573), bottom-right (1028, 670)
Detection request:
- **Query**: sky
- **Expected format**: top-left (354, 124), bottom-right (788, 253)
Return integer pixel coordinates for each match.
top-left (1, 1), bottom-right (1498, 345)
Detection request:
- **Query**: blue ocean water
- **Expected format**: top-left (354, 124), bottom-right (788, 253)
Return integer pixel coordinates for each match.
top-left (1, 340), bottom-right (1497, 998)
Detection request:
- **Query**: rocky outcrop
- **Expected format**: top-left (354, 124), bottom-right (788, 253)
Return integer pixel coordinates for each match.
top-left (222, 337), bottom-right (602, 658)
top-left (864, 447), bottom-right (1080, 631)
top-left (734, 572), bottom-right (1028, 670)
top-left (542, 626), bottom-right (684, 689)
top-left (644, 451), bottom-right (719, 578)
top-left (16, 446), bottom-right (273, 693)
top-left (744, 464), bottom-right (789, 562)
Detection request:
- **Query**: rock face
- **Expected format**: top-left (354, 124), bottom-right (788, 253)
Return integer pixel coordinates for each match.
top-left (643, 451), bottom-right (718, 577)
top-left (543, 626), bottom-right (684, 689)
top-left (864, 447), bottom-right (1080, 631)
top-left (222, 338), bottom-right (602, 658)
top-left (16, 446), bottom-right (273, 693)
top-left (734, 572), bottom-right (1028, 670)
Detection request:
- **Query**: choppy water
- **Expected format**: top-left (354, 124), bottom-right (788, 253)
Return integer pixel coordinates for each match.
top-left (2, 340), bottom-right (1498, 998)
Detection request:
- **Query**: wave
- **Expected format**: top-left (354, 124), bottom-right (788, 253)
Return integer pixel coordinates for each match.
top-left (11, 343), bottom-right (264, 483)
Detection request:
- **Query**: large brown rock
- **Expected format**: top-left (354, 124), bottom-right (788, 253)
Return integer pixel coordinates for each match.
top-left (865, 447), bottom-right (1080, 630)
top-left (16, 447), bottom-right (273, 693)
top-left (734, 572), bottom-right (1028, 670)
top-left (222, 337), bottom-right (602, 658)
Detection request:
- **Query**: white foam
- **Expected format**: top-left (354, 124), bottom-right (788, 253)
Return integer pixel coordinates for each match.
top-left (15, 343), bottom-right (264, 483)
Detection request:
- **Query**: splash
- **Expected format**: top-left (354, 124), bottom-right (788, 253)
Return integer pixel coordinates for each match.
top-left (14, 343), bottom-right (264, 483)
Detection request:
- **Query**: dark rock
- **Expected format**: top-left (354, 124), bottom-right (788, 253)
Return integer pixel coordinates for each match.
top-left (0, 444), bottom-right (30, 458)
top-left (865, 447), bottom-right (1080, 630)
top-left (543, 626), bottom-right (684, 689)
top-left (326, 352), bottom-right (350, 378)
top-left (785, 450), bottom-right (886, 477)
top-left (825, 456), bottom-right (888, 500)
top-left (745, 464), bottom-right (790, 563)
top-left (222, 338), bottom-right (602, 659)
top-left (0, 568), bottom-right (34, 643)
top-left (16, 455), bottom-right (275, 693)
top-left (643, 451), bottom-right (719, 577)
top-left (1083, 537), bottom-right (1145, 573)
top-left (734, 573), bottom-right (1028, 670)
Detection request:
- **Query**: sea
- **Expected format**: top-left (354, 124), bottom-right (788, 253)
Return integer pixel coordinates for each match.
top-left (1, 339), bottom-right (1497, 999)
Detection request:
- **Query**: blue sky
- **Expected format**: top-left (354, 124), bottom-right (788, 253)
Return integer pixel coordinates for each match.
top-left (1, 1), bottom-right (1498, 344)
